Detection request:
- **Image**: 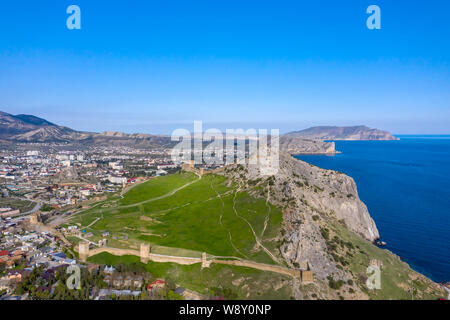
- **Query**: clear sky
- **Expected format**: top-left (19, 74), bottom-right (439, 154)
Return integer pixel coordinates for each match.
top-left (1, 0), bottom-right (449, 134)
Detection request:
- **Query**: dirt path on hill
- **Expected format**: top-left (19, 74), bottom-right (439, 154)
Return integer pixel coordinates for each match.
top-left (110, 176), bottom-right (201, 209)
top-left (73, 175), bottom-right (298, 277)
top-left (53, 173), bottom-right (202, 226)
top-left (232, 185), bottom-right (281, 265)
top-left (84, 217), bottom-right (101, 229)
top-left (210, 182), bottom-right (249, 259)
top-left (260, 186), bottom-right (271, 238)
top-left (120, 178), bottom-right (150, 197)
top-left (69, 177), bottom-right (232, 225)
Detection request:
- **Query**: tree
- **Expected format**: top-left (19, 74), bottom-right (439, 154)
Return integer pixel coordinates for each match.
top-left (167, 290), bottom-right (183, 300)
top-left (165, 278), bottom-right (176, 291)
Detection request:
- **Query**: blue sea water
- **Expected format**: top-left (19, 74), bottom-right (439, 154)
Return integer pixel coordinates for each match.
top-left (295, 136), bottom-right (450, 283)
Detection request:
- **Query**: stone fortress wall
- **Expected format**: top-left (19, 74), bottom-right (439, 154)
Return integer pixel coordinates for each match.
top-left (77, 242), bottom-right (314, 282)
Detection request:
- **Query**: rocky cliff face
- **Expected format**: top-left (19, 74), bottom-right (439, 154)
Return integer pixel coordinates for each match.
top-left (220, 152), bottom-right (445, 300)
top-left (274, 153), bottom-right (379, 281)
top-left (223, 152), bottom-right (379, 282)
top-left (278, 153), bottom-right (379, 241)
top-left (279, 136), bottom-right (336, 154)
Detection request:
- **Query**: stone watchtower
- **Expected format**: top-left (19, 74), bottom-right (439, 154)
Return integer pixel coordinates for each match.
top-left (201, 252), bottom-right (211, 268)
top-left (29, 212), bottom-right (41, 225)
top-left (301, 271), bottom-right (314, 284)
top-left (79, 241), bottom-right (90, 262)
top-left (29, 214), bottom-right (38, 225)
top-left (140, 243), bottom-right (150, 263)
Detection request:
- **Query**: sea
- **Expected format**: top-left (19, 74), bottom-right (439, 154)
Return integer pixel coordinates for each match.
top-left (295, 135), bottom-right (450, 283)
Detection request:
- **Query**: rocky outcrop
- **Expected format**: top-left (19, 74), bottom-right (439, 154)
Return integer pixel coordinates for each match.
top-left (280, 136), bottom-right (336, 154)
top-left (222, 152), bottom-right (379, 281)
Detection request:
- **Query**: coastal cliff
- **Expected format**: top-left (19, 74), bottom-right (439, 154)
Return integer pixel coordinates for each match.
top-left (222, 152), bottom-right (444, 299)
top-left (279, 136), bottom-right (336, 154)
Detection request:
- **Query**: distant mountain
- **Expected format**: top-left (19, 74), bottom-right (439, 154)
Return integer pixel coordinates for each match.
top-left (285, 125), bottom-right (399, 140)
top-left (14, 114), bottom-right (55, 126)
top-left (0, 111), bottom-right (47, 138)
top-left (0, 111), bottom-right (83, 142)
top-left (0, 111), bottom-right (175, 147)
top-left (10, 126), bottom-right (89, 142)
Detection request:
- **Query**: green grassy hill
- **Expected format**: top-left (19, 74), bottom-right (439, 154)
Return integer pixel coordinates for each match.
top-left (70, 172), bottom-right (283, 265)
top-left (68, 170), bottom-right (446, 300)
top-left (88, 252), bottom-right (293, 299)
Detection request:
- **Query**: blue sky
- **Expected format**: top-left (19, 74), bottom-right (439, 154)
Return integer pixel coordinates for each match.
top-left (0, 0), bottom-right (449, 134)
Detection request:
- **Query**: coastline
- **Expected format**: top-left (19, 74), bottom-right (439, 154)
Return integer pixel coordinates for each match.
top-left (292, 151), bottom-right (447, 294)
top-left (294, 137), bottom-right (450, 284)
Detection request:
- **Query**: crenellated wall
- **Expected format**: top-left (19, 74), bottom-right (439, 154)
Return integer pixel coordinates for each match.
top-left (77, 243), bottom-right (303, 278)
top-left (211, 259), bottom-right (301, 278)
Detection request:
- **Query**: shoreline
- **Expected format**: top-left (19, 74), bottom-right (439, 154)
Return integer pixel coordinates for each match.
top-left (292, 139), bottom-right (449, 284)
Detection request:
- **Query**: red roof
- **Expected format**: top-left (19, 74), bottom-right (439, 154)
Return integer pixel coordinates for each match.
top-left (151, 279), bottom-right (165, 284)
top-left (147, 279), bottom-right (165, 290)
top-left (0, 250), bottom-right (9, 257)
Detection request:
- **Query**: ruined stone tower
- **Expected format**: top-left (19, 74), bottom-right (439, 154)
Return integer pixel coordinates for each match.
top-left (140, 243), bottom-right (150, 263)
top-left (301, 271), bottom-right (314, 284)
top-left (29, 212), bottom-right (41, 225)
top-left (201, 252), bottom-right (211, 268)
top-left (29, 214), bottom-right (38, 225)
top-left (79, 241), bottom-right (90, 262)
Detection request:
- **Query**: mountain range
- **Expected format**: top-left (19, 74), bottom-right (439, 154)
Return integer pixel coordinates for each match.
top-left (0, 111), bottom-right (398, 146)
top-left (0, 111), bottom-right (172, 147)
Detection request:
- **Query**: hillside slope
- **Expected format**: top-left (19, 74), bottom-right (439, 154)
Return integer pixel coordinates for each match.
top-left (219, 152), bottom-right (444, 299)
top-left (69, 154), bottom-right (445, 299)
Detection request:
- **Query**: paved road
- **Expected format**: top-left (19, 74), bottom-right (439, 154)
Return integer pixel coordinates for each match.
top-left (22, 200), bottom-right (41, 215)
top-left (4, 198), bottom-right (41, 221)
